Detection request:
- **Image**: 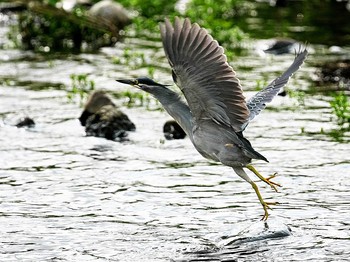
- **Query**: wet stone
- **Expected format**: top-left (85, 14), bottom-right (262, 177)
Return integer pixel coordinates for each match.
top-left (163, 120), bottom-right (186, 140)
top-left (15, 116), bottom-right (35, 128)
top-left (264, 39), bottom-right (299, 55)
top-left (79, 90), bottom-right (135, 141)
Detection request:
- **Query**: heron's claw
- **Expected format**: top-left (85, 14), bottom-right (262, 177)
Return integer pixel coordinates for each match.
top-left (266, 173), bottom-right (278, 183)
top-left (250, 181), bottom-right (279, 220)
top-left (261, 201), bottom-right (279, 221)
top-left (264, 173), bottom-right (281, 192)
top-left (246, 165), bottom-right (281, 192)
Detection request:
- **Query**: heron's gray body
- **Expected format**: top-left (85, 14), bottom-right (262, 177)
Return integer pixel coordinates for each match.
top-left (117, 17), bottom-right (308, 219)
top-left (192, 121), bottom-right (252, 166)
top-left (147, 84), bottom-right (261, 166)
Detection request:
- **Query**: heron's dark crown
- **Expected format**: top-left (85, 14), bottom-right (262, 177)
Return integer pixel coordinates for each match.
top-left (136, 77), bottom-right (165, 87)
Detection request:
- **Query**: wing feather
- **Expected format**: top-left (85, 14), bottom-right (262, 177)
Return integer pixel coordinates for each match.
top-left (160, 17), bottom-right (249, 131)
top-left (243, 48), bottom-right (308, 130)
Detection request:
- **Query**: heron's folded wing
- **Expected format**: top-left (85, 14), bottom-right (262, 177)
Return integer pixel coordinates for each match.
top-left (160, 17), bottom-right (250, 132)
top-left (243, 49), bottom-right (308, 130)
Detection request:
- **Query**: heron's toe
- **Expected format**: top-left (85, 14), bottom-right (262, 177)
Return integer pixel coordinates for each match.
top-left (261, 201), bottom-right (278, 220)
top-left (266, 173), bottom-right (282, 192)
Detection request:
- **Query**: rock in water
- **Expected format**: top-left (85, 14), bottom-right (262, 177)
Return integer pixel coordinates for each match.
top-left (79, 90), bottom-right (135, 141)
top-left (264, 39), bottom-right (298, 55)
top-left (163, 120), bottom-right (186, 140)
top-left (15, 117), bottom-right (35, 128)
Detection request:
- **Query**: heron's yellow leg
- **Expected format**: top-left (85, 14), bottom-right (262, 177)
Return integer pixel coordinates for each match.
top-left (246, 164), bottom-right (281, 192)
top-left (250, 181), bottom-right (278, 220)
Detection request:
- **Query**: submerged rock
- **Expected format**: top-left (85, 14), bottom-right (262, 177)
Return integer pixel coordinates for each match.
top-left (15, 117), bottom-right (35, 128)
top-left (79, 90), bottom-right (135, 141)
top-left (163, 120), bottom-right (186, 140)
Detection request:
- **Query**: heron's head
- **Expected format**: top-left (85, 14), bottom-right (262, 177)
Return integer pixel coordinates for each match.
top-left (116, 77), bottom-right (169, 94)
top-left (117, 77), bottom-right (181, 105)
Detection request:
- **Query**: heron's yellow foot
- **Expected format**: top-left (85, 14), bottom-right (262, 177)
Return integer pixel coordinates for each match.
top-left (265, 173), bottom-right (281, 189)
top-left (250, 181), bottom-right (278, 220)
top-left (246, 165), bottom-right (281, 192)
top-left (261, 201), bottom-right (278, 221)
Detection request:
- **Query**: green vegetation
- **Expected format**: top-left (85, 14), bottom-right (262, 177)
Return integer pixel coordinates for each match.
top-left (254, 79), bottom-right (269, 92)
top-left (113, 90), bottom-right (162, 111)
top-left (112, 48), bottom-right (147, 69)
top-left (67, 74), bottom-right (95, 105)
top-left (7, 1), bottom-right (122, 52)
top-left (288, 89), bottom-right (306, 107)
top-left (112, 47), bottom-right (155, 79)
top-left (185, 0), bottom-right (249, 47)
top-left (117, 0), bottom-right (179, 36)
top-left (118, 90), bottom-right (148, 107)
top-left (17, 10), bottom-right (81, 51)
top-left (329, 91), bottom-right (350, 131)
top-left (6, 0), bottom-right (300, 53)
top-left (111, 42), bottom-right (160, 83)
top-left (118, 0), bottom-right (177, 18)
top-left (116, 0), bottom-right (250, 51)
top-left (301, 91), bottom-right (350, 142)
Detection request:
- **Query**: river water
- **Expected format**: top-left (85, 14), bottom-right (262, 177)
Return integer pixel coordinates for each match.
top-left (0, 14), bottom-right (350, 262)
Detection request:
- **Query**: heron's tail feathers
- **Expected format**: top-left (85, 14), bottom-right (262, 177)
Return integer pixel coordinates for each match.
top-left (237, 132), bottom-right (269, 162)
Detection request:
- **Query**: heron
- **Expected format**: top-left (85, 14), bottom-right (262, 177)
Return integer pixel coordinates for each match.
top-left (117, 17), bottom-right (308, 220)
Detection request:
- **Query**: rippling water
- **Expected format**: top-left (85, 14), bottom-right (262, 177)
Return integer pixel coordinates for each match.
top-left (1, 16), bottom-right (350, 262)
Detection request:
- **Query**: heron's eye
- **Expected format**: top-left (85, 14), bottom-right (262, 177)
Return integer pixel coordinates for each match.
top-left (134, 79), bottom-right (139, 85)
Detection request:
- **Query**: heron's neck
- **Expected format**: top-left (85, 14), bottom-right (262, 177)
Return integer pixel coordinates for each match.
top-left (152, 88), bottom-right (193, 140)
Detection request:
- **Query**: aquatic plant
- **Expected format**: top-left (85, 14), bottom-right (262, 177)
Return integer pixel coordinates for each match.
top-left (67, 74), bottom-right (95, 105)
top-left (329, 91), bottom-right (350, 130)
top-left (112, 47), bottom-right (156, 81)
top-left (118, 90), bottom-right (147, 107)
top-left (288, 89), bottom-right (306, 107)
top-left (254, 79), bottom-right (269, 92)
top-left (114, 90), bottom-right (161, 111)
top-left (302, 91), bottom-right (350, 142)
top-left (113, 48), bottom-right (148, 69)
top-left (147, 66), bottom-right (155, 79)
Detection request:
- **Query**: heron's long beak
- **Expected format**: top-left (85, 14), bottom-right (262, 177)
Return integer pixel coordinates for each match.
top-left (116, 79), bottom-right (138, 86)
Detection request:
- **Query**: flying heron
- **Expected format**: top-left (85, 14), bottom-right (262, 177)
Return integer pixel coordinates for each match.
top-left (117, 17), bottom-right (308, 220)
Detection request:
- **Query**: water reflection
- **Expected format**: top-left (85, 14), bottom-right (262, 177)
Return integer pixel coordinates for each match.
top-left (242, 0), bottom-right (350, 46)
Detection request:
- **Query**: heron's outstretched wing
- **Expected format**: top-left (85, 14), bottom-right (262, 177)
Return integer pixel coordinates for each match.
top-left (242, 48), bottom-right (308, 130)
top-left (160, 17), bottom-right (250, 132)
